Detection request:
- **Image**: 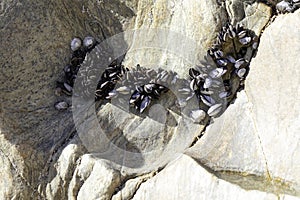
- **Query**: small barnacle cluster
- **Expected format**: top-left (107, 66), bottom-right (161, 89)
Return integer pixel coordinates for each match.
top-left (276, 0), bottom-right (300, 13)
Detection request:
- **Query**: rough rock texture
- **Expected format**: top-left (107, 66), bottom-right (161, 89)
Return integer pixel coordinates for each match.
top-left (187, 9), bottom-right (300, 197)
top-left (0, 0), bottom-right (298, 200)
top-left (0, 0), bottom-right (134, 198)
top-left (132, 154), bottom-right (278, 200)
top-left (122, 0), bottom-right (228, 76)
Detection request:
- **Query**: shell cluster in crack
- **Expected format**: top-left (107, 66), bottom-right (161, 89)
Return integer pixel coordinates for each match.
top-left (187, 23), bottom-right (257, 119)
top-left (94, 61), bottom-right (128, 101)
top-left (55, 23), bottom-right (258, 124)
top-left (54, 36), bottom-right (98, 110)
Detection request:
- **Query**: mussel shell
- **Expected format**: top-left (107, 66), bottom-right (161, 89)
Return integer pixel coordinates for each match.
top-left (54, 101), bottom-right (69, 110)
top-left (83, 36), bottom-right (97, 50)
top-left (130, 91), bottom-right (141, 104)
top-left (140, 96), bottom-right (151, 113)
top-left (116, 86), bottom-right (130, 95)
top-left (239, 37), bottom-right (252, 45)
top-left (63, 82), bottom-right (73, 93)
top-left (200, 94), bottom-right (215, 107)
top-left (70, 37), bottom-right (82, 51)
top-left (207, 103), bottom-right (223, 117)
top-left (237, 68), bottom-right (247, 78)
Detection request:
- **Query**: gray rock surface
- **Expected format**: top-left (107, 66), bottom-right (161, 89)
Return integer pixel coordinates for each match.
top-left (0, 0), bottom-right (133, 198)
top-left (122, 0), bottom-right (228, 76)
top-left (187, 9), bottom-right (300, 197)
top-left (1, 0), bottom-right (298, 199)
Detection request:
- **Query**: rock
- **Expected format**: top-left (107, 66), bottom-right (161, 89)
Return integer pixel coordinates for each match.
top-left (0, 0), bottom-right (134, 198)
top-left (132, 154), bottom-right (278, 200)
top-left (122, 0), bottom-right (228, 77)
top-left (73, 155), bottom-right (121, 200)
top-left (0, 0), bottom-right (295, 199)
top-left (246, 9), bottom-right (300, 195)
top-left (225, 1), bottom-right (272, 35)
top-left (75, 102), bottom-right (204, 174)
top-left (240, 2), bottom-right (272, 35)
top-left (112, 172), bottom-right (155, 200)
top-left (186, 10), bottom-right (300, 197)
top-left (45, 142), bottom-right (85, 199)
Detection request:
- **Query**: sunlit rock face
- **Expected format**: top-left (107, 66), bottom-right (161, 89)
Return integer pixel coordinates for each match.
top-left (1, 0), bottom-right (299, 199)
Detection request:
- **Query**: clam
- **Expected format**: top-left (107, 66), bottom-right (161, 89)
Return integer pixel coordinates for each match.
top-left (190, 79), bottom-right (198, 91)
top-left (238, 30), bottom-right (247, 39)
top-left (203, 77), bottom-right (212, 89)
top-left (219, 91), bottom-right (231, 98)
top-left (144, 83), bottom-right (154, 93)
top-left (252, 42), bottom-right (258, 50)
top-left (129, 91), bottom-right (141, 104)
top-left (179, 88), bottom-right (191, 95)
top-left (209, 68), bottom-right (227, 78)
top-left (63, 82), bottom-right (73, 93)
top-left (216, 59), bottom-right (228, 67)
top-left (189, 68), bottom-right (200, 78)
top-left (222, 31), bottom-right (229, 42)
top-left (234, 58), bottom-right (246, 69)
top-left (226, 55), bottom-right (236, 64)
top-left (106, 90), bottom-right (118, 99)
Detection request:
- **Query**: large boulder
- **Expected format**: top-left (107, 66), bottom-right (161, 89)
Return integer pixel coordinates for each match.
top-left (187, 9), bottom-right (300, 197)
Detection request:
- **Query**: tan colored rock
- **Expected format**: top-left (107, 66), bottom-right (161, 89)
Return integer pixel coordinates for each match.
top-left (187, 9), bottom-right (300, 197)
top-left (46, 143), bottom-right (84, 200)
top-left (112, 172), bottom-right (154, 200)
top-left (246, 9), bottom-right (300, 195)
top-left (132, 154), bottom-right (278, 200)
top-left (225, 1), bottom-right (272, 35)
top-left (64, 154), bottom-right (122, 200)
top-left (0, 0), bottom-right (134, 199)
top-left (123, 0), bottom-right (227, 77)
top-left (240, 2), bottom-right (272, 35)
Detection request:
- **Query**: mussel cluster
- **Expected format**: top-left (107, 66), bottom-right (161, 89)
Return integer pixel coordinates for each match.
top-left (94, 61), bottom-right (128, 101)
top-left (185, 23), bottom-right (258, 119)
top-left (54, 36), bottom-right (98, 110)
top-left (276, 0), bottom-right (300, 13)
top-left (96, 64), bottom-right (175, 113)
top-left (55, 23), bottom-right (258, 124)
